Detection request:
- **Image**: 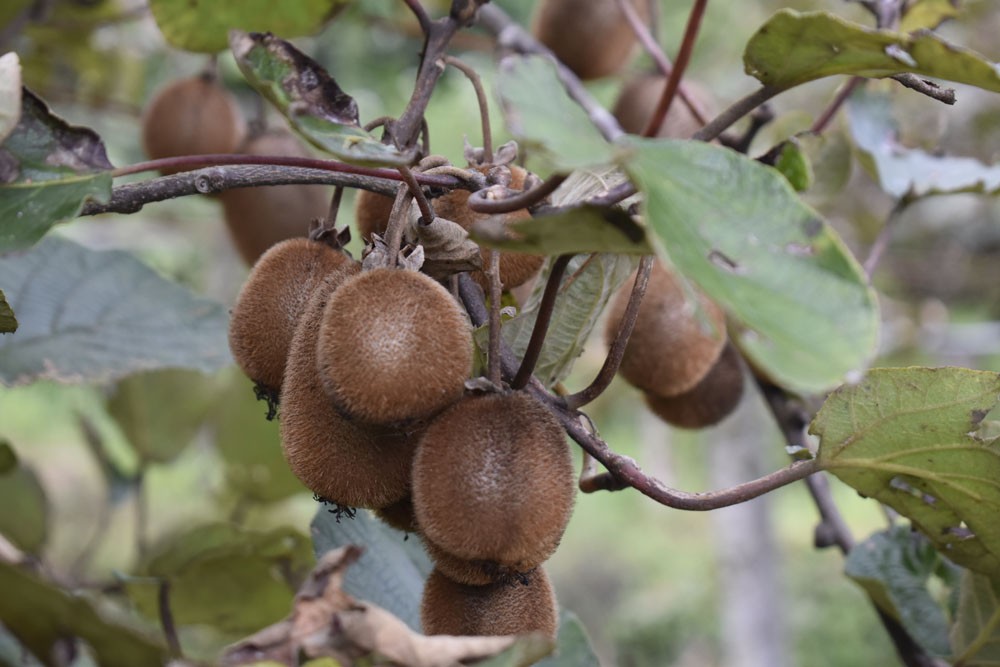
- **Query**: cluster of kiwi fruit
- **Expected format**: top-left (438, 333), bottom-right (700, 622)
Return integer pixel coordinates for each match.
top-left (141, 71), bottom-right (329, 265)
top-left (605, 261), bottom-right (745, 429)
top-left (228, 168), bottom-right (575, 638)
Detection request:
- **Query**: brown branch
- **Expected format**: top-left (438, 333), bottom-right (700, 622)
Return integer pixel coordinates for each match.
top-left (691, 85), bottom-right (780, 142)
top-left (466, 174), bottom-right (566, 214)
top-left (443, 55), bottom-right (493, 157)
top-left (401, 0), bottom-right (432, 35)
top-left (511, 255), bottom-right (573, 390)
top-left (811, 77), bottom-right (865, 135)
top-left (398, 164), bottom-right (434, 223)
top-left (890, 74), bottom-right (956, 105)
top-left (642, 0), bottom-right (709, 137)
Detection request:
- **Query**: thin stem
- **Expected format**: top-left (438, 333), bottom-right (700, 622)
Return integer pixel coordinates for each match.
top-left (811, 77), bottom-right (863, 135)
top-left (891, 74), bottom-right (956, 105)
top-left (467, 174), bottom-right (567, 214)
top-left (383, 186), bottom-right (413, 264)
top-left (642, 0), bottom-right (709, 138)
top-left (363, 116), bottom-right (394, 133)
top-left (326, 186), bottom-right (344, 226)
top-left (565, 255), bottom-right (653, 409)
top-left (158, 580), bottom-right (183, 658)
top-left (511, 255), bottom-right (573, 390)
top-left (864, 199), bottom-right (910, 279)
top-left (443, 55), bottom-right (493, 158)
top-left (691, 85), bottom-right (780, 142)
top-left (398, 164), bottom-right (434, 223)
top-left (401, 0), bottom-right (432, 35)
top-left (487, 249), bottom-right (503, 387)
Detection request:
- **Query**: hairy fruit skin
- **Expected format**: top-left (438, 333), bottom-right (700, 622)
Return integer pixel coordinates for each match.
top-left (317, 268), bottom-right (473, 425)
top-left (613, 75), bottom-right (713, 139)
top-left (220, 129), bottom-right (333, 265)
top-left (354, 189), bottom-right (396, 243)
top-left (141, 76), bottom-right (245, 173)
top-left (645, 342), bottom-right (745, 429)
top-left (374, 496), bottom-right (420, 534)
top-left (412, 391), bottom-right (575, 575)
top-left (532, 0), bottom-right (649, 81)
top-left (605, 262), bottom-right (727, 397)
top-left (280, 277), bottom-right (418, 509)
top-left (421, 567), bottom-right (558, 639)
top-left (421, 538), bottom-right (529, 587)
top-left (228, 238), bottom-right (359, 397)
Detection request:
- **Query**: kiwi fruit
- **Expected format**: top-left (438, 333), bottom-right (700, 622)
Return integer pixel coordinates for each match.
top-left (354, 189), bottom-right (397, 243)
top-left (644, 342), bottom-right (745, 429)
top-left (280, 277), bottom-right (418, 509)
top-left (316, 267), bottom-right (473, 425)
top-left (374, 496), bottom-right (420, 534)
top-left (220, 129), bottom-right (334, 265)
top-left (605, 261), bottom-right (727, 397)
top-left (421, 567), bottom-right (558, 639)
top-left (141, 74), bottom-right (245, 173)
top-left (228, 237), bottom-right (359, 402)
top-left (612, 74), bottom-right (713, 138)
top-left (412, 391), bottom-right (575, 577)
top-left (532, 0), bottom-right (649, 81)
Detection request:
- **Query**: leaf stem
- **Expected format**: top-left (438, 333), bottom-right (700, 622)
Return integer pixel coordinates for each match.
top-left (511, 255), bottom-right (573, 390)
top-left (692, 85), bottom-right (780, 142)
top-left (642, 0), bottom-right (709, 137)
top-left (443, 55), bottom-right (493, 158)
top-left (811, 77), bottom-right (864, 135)
top-left (158, 579), bottom-right (183, 658)
top-left (398, 164), bottom-right (434, 223)
top-left (466, 174), bottom-right (566, 214)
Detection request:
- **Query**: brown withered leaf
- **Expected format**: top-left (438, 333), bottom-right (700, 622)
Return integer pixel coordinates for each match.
top-left (220, 545), bottom-right (552, 667)
top-left (410, 216), bottom-right (482, 280)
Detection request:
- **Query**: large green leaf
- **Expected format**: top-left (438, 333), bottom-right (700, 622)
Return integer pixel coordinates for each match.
top-left (0, 236), bottom-right (231, 386)
top-left (848, 90), bottom-right (1000, 198)
top-left (744, 10), bottom-right (1000, 93)
top-left (495, 55), bottom-right (619, 171)
top-left (950, 570), bottom-right (1000, 666)
top-left (0, 52), bottom-right (21, 145)
top-left (106, 369), bottom-right (217, 465)
top-left (126, 524), bottom-right (314, 635)
top-left (149, 0), bottom-right (348, 53)
top-left (311, 506), bottom-right (431, 632)
top-left (0, 89), bottom-right (112, 253)
top-left (624, 137), bottom-right (878, 393)
top-left (536, 611), bottom-right (601, 667)
top-left (0, 561), bottom-right (167, 667)
top-left (230, 31), bottom-right (412, 166)
top-left (0, 440), bottom-right (48, 555)
top-left (0, 288), bottom-right (15, 333)
top-left (900, 0), bottom-right (961, 32)
top-left (813, 367), bottom-right (1000, 581)
top-left (845, 526), bottom-right (958, 657)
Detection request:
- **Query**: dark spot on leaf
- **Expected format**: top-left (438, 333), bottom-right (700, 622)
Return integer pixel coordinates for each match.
top-left (802, 218), bottom-right (822, 238)
top-left (970, 408), bottom-right (988, 427)
top-left (943, 525), bottom-right (974, 540)
top-left (708, 249), bottom-right (741, 273)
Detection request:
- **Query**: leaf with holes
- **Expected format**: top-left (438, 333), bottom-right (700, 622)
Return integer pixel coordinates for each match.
top-left (812, 367), bottom-right (1000, 580)
top-left (624, 136), bottom-right (878, 393)
top-left (0, 89), bottom-right (112, 252)
top-left (744, 10), bottom-right (1000, 93)
top-left (230, 31), bottom-right (412, 166)
top-left (950, 570), bottom-right (1000, 665)
top-left (0, 236), bottom-right (231, 386)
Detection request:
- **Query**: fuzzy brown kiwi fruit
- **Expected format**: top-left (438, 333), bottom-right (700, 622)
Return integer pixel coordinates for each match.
top-left (605, 261), bottom-right (727, 397)
top-left (354, 189), bottom-right (396, 243)
top-left (316, 267), bottom-right (473, 425)
top-left (421, 567), bottom-right (558, 639)
top-left (612, 74), bottom-right (714, 138)
top-left (228, 237), bottom-right (359, 403)
top-left (141, 74), bottom-right (245, 173)
top-left (280, 276), bottom-right (418, 509)
top-left (412, 391), bottom-right (575, 577)
top-left (532, 0), bottom-right (649, 81)
top-left (422, 538), bottom-right (525, 587)
top-left (644, 342), bottom-right (745, 429)
top-left (374, 496), bottom-right (420, 534)
top-left (432, 165), bottom-right (544, 291)
top-left (220, 129), bottom-right (333, 265)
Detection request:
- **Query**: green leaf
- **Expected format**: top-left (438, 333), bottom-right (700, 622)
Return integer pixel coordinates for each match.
top-left (474, 634), bottom-right (556, 667)
top-left (0, 89), bottom-right (112, 252)
top-left (0, 561), bottom-right (167, 667)
top-left (149, 0), bottom-right (348, 53)
top-left (230, 30), bottom-right (412, 166)
top-left (624, 137), bottom-right (878, 393)
top-left (311, 506), bottom-right (431, 632)
top-left (0, 440), bottom-right (48, 555)
top-left (496, 55), bottom-right (619, 171)
top-left (106, 369), bottom-right (217, 465)
top-left (536, 611), bottom-right (601, 667)
top-left (0, 289), bottom-right (16, 333)
top-left (950, 570), bottom-right (1000, 666)
top-left (901, 0), bottom-right (960, 32)
top-left (845, 525), bottom-right (956, 657)
top-left (812, 367), bottom-right (1000, 580)
top-left (848, 89), bottom-right (1000, 198)
top-left (773, 140), bottom-right (813, 192)
top-left (127, 524), bottom-right (313, 635)
top-left (0, 52), bottom-right (21, 144)
top-left (0, 236), bottom-right (231, 386)
top-left (470, 204), bottom-right (652, 256)
top-left (744, 10), bottom-right (1000, 93)
top-left (212, 370), bottom-right (305, 503)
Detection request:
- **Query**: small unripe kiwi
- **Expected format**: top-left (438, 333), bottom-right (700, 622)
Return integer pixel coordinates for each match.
top-left (605, 261), bottom-right (727, 397)
top-left (317, 267), bottom-right (473, 425)
top-left (228, 238), bottom-right (359, 400)
top-left (412, 391), bottom-right (575, 577)
top-left (141, 74), bottom-right (245, 173)
top-left (280, 278), bottom-right (418, 509)
top-left (220, 129), bottom-right (334, 265)
top-left (532, 0), bottom-right (649, 81)
top-left (421, 567), bottom-right (558, 640)
top-left (354, 189), bottom-right (396, 243)
top-left (612, 74), bottom-right (713, 138)
top-left (644, 342), bottom-right (745, 429)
